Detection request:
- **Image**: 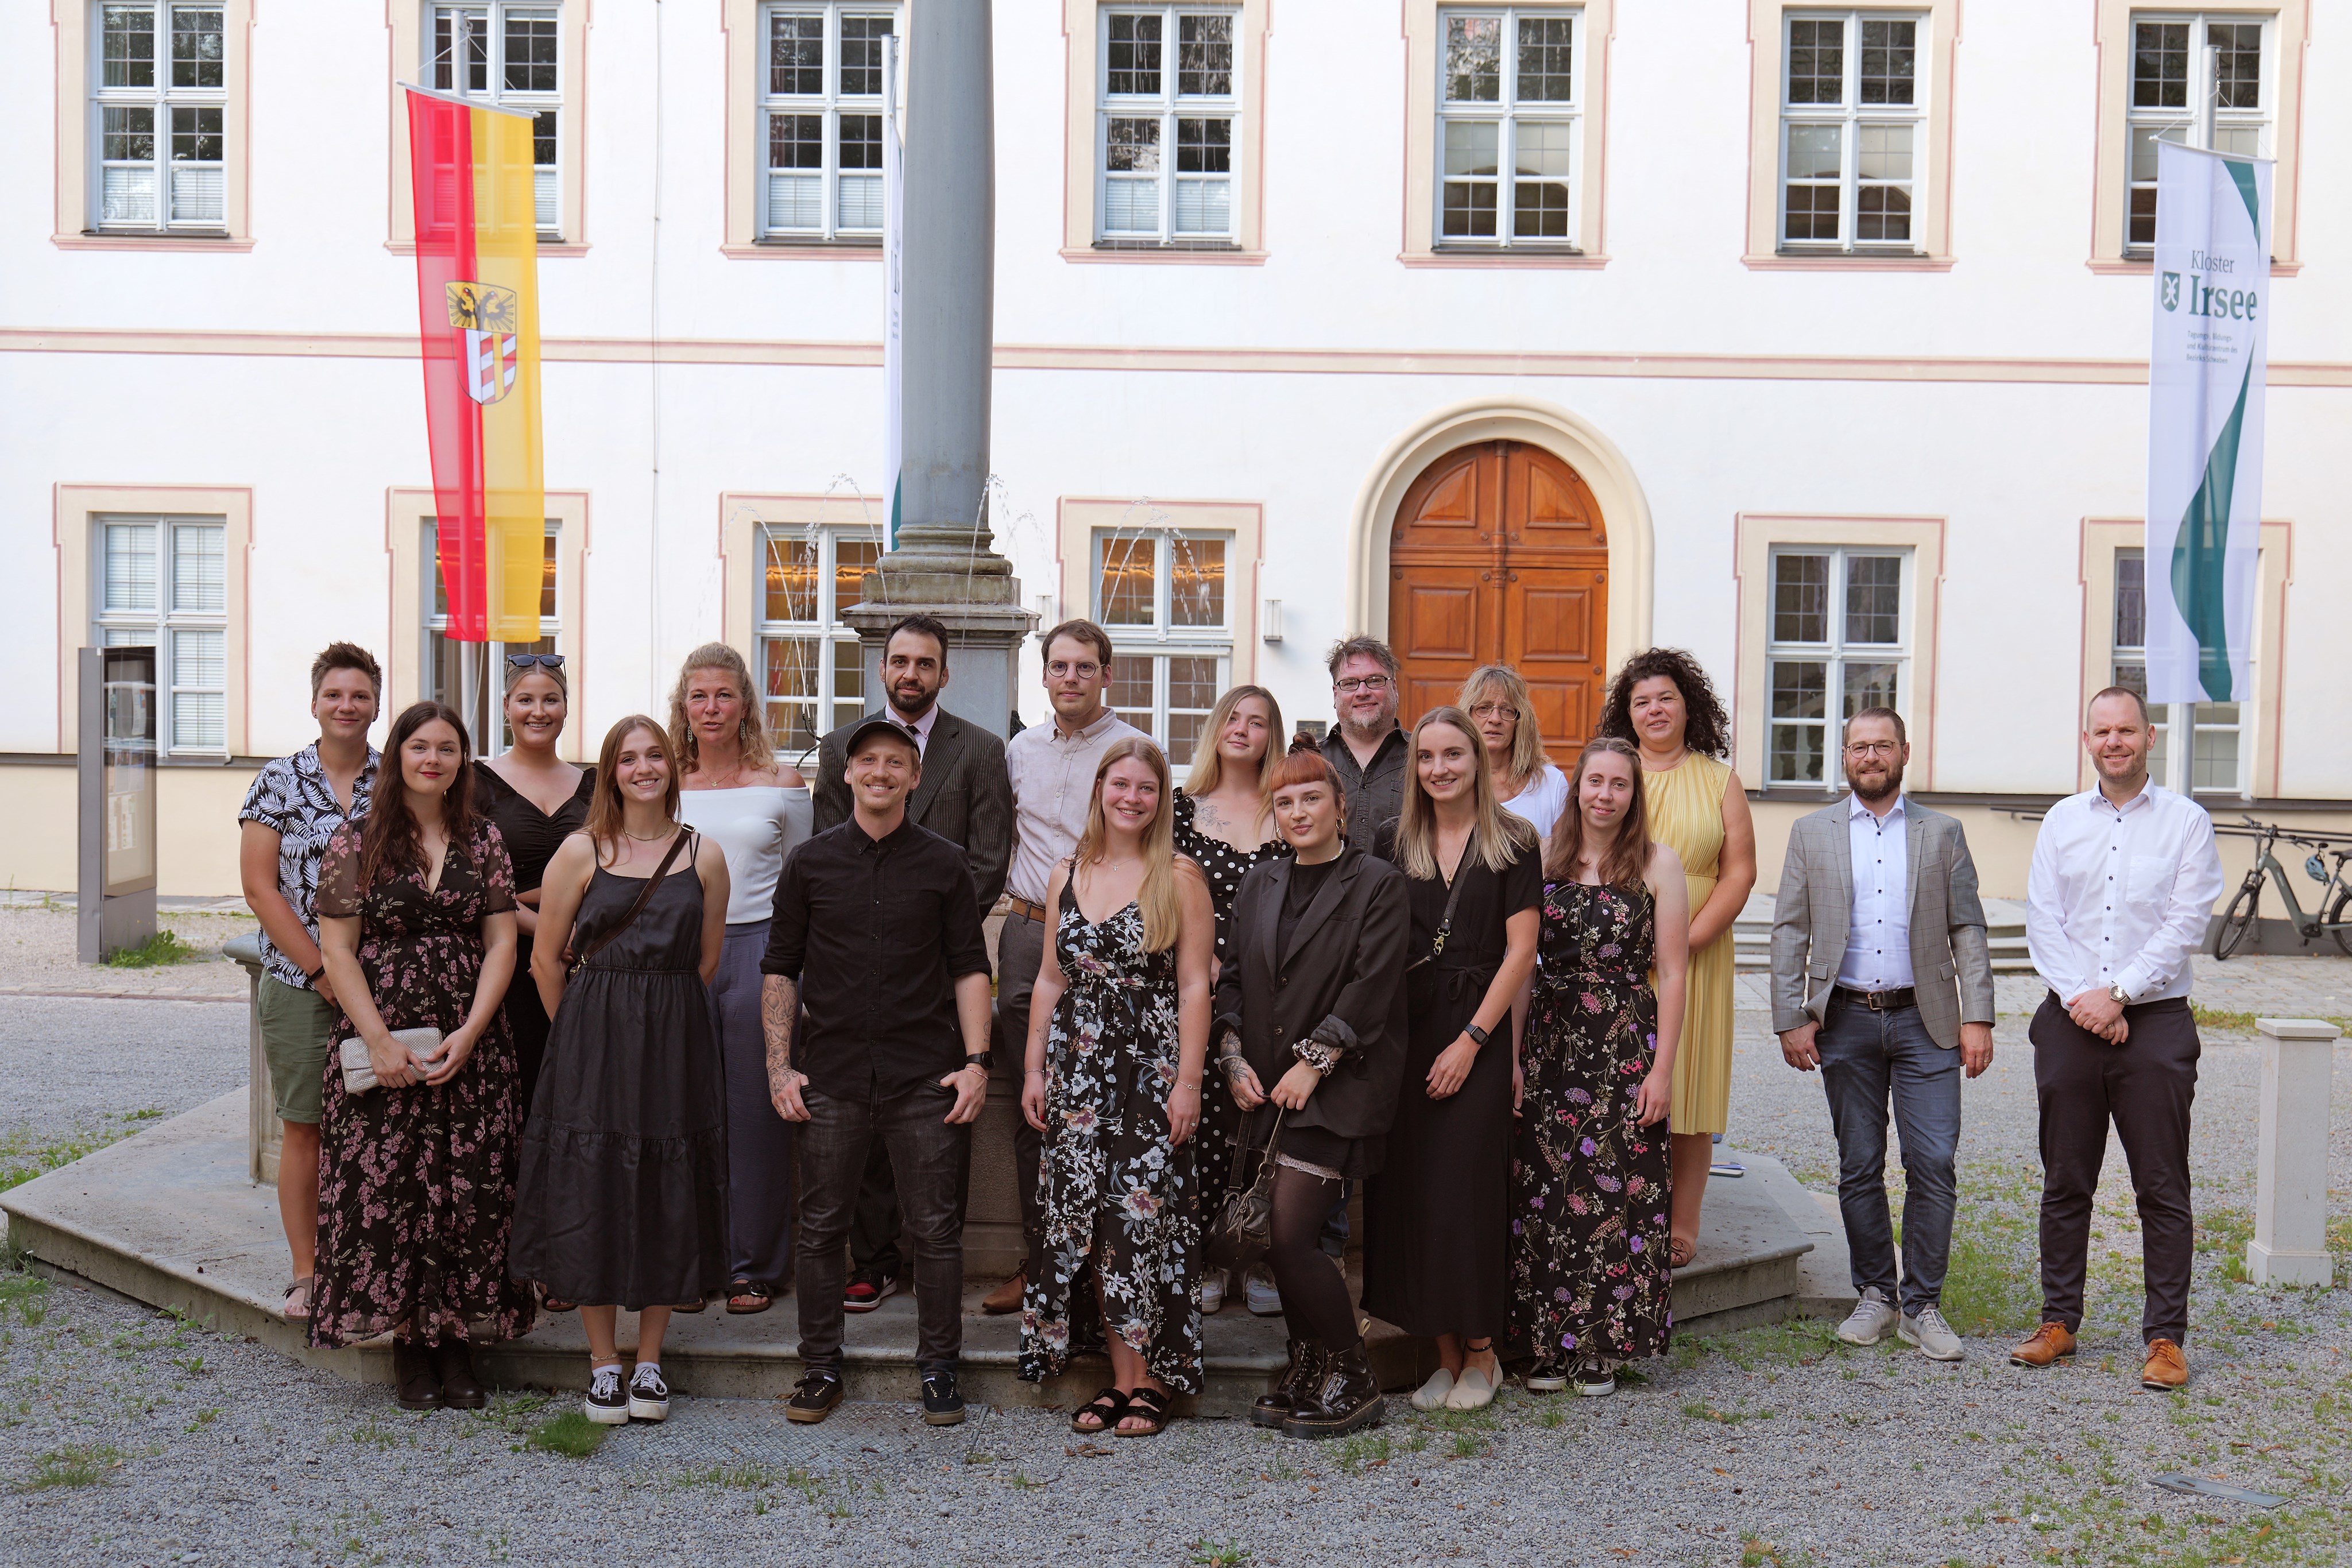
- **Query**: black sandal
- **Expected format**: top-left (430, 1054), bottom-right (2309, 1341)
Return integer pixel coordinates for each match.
top-left (1070, 1387), bottom-right (1129, 1434)
top-left (1116, 1386), bottom-right (1172, 1437)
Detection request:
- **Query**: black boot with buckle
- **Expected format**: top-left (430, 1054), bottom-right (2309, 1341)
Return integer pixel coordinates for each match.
top-left (391, 1336), bottom-right (442, 1411)
top-left (1251, 1338), bottom-right (1324, 1430)
top-left (1282, 1344), bottom-right (1384, 1439)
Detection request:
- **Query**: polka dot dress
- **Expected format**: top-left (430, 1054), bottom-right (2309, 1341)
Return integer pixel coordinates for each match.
top-left (1172, 789), bottom-right (1292, 1206)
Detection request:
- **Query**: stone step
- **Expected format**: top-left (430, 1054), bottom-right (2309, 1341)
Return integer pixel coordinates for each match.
top-left (3, 1093), bottom-right (1817, 1418)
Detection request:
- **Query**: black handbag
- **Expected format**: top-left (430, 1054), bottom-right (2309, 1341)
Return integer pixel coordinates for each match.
top-left (1205, 1109), bottom-right (1285, 1272)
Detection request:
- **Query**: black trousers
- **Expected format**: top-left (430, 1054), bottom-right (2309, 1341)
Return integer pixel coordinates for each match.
top-left (2030, 993), bottom-right (2200, 1346)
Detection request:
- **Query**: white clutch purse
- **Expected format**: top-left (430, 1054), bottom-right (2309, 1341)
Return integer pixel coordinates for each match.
top-left (338, 1028), bottom-right (446, 1093)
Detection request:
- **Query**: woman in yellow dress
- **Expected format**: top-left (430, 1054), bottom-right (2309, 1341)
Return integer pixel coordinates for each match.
top-left (1597, 649), bottom-right (1755, 1267)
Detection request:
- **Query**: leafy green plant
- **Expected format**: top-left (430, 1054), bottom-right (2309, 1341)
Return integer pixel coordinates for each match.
top-left (1189, 1540), bottom-right (1250, 1567)
top-left (103, 930), bottom-right (199, 969)
top-left (23, 1442), bottom-right (125, 1489)
top-left (1335, 1431), bottom-right (1394, 1473)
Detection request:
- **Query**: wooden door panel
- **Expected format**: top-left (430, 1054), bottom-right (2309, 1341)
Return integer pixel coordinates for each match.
top-left (1509, 444), bottom-right (1603, 547)
top-left (1514, 583), bottom-right (1596, 665)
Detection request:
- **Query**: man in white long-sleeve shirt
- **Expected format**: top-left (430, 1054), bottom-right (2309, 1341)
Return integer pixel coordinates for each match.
top-left (2013, 688), bottom-right (2223, 1392)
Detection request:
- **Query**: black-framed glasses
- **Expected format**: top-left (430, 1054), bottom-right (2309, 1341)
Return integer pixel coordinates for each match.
top-left (505, 653), bottom-right (567, 669)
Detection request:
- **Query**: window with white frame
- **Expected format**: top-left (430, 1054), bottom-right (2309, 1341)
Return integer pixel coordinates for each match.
top-left (1094, 527), bottom-right (1231, 765)
top-left (1779, 10), bottom-right (1925, 253)
top-left (428, 2), bottom-right (562, 234)
top-left (1436, 6), bottom-right (1581, 248)
top-left (1096, 5), bottom-right (1238, 246)
top-left (2107, 547), bottom-right (2172, 785)
top-left (2110, 547), bottom-right (2243, 794)
top-left (94, 517), bottom-right (226, 754)
top-left (91, 3), bottom-right (226, 233)
top-left (1765, 546), bottom-right (1908, 787)
top-left (423, 520), bottom-right (559, 756)
top-left (2126, 13), bottom-right (2269, 254)
top-left (756, 522), bottom-right (883, 757)
top-left (761, 3), bottom-right (898, 242)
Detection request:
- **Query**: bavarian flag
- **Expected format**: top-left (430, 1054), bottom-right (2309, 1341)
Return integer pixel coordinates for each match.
top-left (404, 83), bottom-right (544, 644)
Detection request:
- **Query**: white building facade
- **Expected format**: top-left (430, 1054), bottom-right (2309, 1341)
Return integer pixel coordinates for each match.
top-left (3, 0), bottom-right (2347, 900)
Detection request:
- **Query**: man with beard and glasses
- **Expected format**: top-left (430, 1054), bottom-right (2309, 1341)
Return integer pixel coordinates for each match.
top-left (813, 614), bottom-right (1012, 1315)
top-left (1320, 636), bottom-right (1409, 857)
top-left (1769, 706), bottom-right (1995, 1363)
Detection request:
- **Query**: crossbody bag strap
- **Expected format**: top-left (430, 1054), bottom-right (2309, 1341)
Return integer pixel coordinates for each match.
top-left (1405, 830), bottom-right (1476, 973)
top-left (574, 828), bottom-right (692, 969)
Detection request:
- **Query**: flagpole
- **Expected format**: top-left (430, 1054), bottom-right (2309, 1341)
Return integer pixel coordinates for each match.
top-left (882, 32), bottom-right (904, 552)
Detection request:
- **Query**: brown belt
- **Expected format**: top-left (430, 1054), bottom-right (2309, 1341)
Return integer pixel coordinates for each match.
top-left (1005, 895), bottom-right (1050, 924)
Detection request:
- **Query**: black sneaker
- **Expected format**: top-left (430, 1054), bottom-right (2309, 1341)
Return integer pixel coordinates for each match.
top-left (843, 1270), bottom-right (900, 1314)
top-left (583, 1366), bottom-right (629, 1426)
top-left (921, 1370), bottom-right (966, 1426)
top-left (628, 1364), bottom-right (671, 1422)
top-left (787, 1368), bottom-right (844, 1424)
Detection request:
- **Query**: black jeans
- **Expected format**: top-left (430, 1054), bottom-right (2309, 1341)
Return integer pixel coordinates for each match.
top-left (796, 1078), bottom-right (971, 1372)
top-left (992, 911), bottom-right (1049, 1265)
top-left (1816, 993), bottom-right (1960, 1316)
top-left (2030, 993), bottom-right (2200, 1346)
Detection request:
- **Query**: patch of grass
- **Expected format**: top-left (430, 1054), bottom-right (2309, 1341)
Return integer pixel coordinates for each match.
top-left (1005, 1470), bottom-right (1040, 1491)
top-left (523, 1410), bottom-right (608, 1458)
top-left (1335, 1431), bottom-right (1395, 1473)
top-left (1189, 1540), bottom-right (1251, 1567)
top-left (0, 1109), bottom-right (173, 1195)
top-left (1937, 1162), bottom-right (2042, 1337)
top-left (102, 929), bottom-right (199, 969)
top-left (184, 1408), bottom-right (221, 1434)
top-left (350, 1418), bottom-right (407, 1450)
top-left (1680, 1401), bottom-right (1773, 1425)
top-left (22, 1442), bottom-right (125, 1490)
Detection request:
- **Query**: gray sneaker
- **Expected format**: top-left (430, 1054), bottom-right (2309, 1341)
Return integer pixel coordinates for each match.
top-left (1244, 1264), bottom-right (1282, 1317)
top-left (1898, 1305), bottom-right (1964, 1361)
top-left (1836, 1286), bottom-right (1898, 1346)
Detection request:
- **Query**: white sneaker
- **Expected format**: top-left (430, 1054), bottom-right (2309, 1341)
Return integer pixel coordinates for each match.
top-left (1410, 1367), bottom-right (1456, 1411)
top-left (1573, 1358), bottom-right (1618, 1397)
top-left (1898, 1306), bottom-right (1964, 1362)
top-left (1243, 1264), bottom-right (1282, 1317)
top-left (1201, 1269), bottom-right (1227, 1315)
top-left (1836, 1286), bottom-right (1898, 1346)
top-left (628, 1363), bottom-right (671, 1422)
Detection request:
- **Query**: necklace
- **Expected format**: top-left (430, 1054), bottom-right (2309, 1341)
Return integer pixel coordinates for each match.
top-left (621, 826), bottom-right (673, 842)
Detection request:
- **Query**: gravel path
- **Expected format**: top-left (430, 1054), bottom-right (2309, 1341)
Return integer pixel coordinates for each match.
top-left (1, 907), bottom-right (2347, 1566)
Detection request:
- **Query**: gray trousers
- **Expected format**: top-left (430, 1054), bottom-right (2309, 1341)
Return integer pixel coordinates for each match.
top-left (1817, 992), bottom-right (1961, 1317)
top-left (710, 920), bottom-right (794, 1291)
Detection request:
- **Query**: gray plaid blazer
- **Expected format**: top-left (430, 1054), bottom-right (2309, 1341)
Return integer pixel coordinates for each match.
top-left (1768, 798), bottom-right (1996, 1051)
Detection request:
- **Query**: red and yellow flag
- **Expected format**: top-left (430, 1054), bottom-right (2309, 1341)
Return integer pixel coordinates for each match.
top-left (405, 84), bottom-right (544, 644)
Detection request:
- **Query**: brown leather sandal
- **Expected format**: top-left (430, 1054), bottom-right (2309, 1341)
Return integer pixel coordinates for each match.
top-left (1669, 1237), bottom-right (1697, 1269)
top-left (1070, 1387), bottom-right (1128, 1434)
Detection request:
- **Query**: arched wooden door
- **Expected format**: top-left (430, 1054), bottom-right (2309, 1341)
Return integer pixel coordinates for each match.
top-left (1386, 441), bottom-right (1608, 762)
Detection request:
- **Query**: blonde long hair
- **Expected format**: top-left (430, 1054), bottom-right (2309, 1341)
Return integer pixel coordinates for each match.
top-left (1073, 737), bottom-right (1184, 953)
top-left (1182, 684), bottom-right (1286, 799)
top-left (1459, 664), bottom-right (1548, 791)
top-left (1392, 706), bottom-right (1538, 881)
top-left (582, 715), bottom-right (682, 862)
top-left (1544, 737), bottom-right (1654, 889)
top-left (667, 642), bottom-right (776, 777)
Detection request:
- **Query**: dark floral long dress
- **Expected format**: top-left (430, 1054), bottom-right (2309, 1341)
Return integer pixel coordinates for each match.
top-left (1171, 790), bottom-right (1289, 1205)
top-left (1019, 883), bottom-right (1202, 1394)
top-left (309, 820), bottom-right (537, 1349)
top-left (1510, 878), bottom-right (1673, 1370)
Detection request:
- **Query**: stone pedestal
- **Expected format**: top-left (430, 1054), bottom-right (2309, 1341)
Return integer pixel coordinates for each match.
top-left (842, 602), bottom-right (1033, 742)
top-left (2249, 1016), bottom-right (2338, 1287)
top-left (227, 931), bottom-right (283, 1186)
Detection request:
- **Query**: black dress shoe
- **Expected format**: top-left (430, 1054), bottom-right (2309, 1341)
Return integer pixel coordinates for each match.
top-left (432, 1338), bottom-right (487, 1409)
top-left (1283, 1345), bottom-right (1384, 1439)
top-left (1251, 1338), bottom-right (1323, 1430)
top-left (921, 1370), bottom-right (966, 1426)
top-left (392, 1337), bottom-right (442, 1411)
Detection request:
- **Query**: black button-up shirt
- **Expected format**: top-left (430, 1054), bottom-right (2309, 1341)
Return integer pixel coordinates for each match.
top-left (761, 815), bottom-right (992, 1101)
top-left (1322, 723), bottom-right (1408, 858)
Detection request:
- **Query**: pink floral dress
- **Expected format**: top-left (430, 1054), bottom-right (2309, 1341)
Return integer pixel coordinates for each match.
top-left (1509, 878), bottom-right (1673, 1369)
top-left (308, 820), bottom-right (536, 1349)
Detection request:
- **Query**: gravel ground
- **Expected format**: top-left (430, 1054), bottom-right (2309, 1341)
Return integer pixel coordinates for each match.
top-left (0, 907), bottom-right (2347, 1567)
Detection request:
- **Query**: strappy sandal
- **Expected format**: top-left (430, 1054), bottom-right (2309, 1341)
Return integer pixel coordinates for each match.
top-left (541, 1296), bottom-right (576, 1313)
top-left (1116, 1385), bottom-right (1173, 1437)
top-left (726, 1281), bottom-right (773, 1315)
top-left (281, 1275), bottom-right (314, 1322)
top-left (1669, 1237), bottom-right (1697, 1269)
top-left (1070, 1386), bottom-right (1129, 1434)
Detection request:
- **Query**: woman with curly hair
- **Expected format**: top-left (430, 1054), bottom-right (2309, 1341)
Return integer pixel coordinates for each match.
top-left (1595, 649), bottom-right (1755, 1265)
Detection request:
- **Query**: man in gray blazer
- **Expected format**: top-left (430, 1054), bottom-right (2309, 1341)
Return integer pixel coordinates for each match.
top-left (1770, 706), bottom-right (1995, 1362)
top-left (811, 614), bottom-right (1013, 1311)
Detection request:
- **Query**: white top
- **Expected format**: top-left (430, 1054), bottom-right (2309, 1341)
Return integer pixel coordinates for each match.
top-left (2026, 781), bottom-right (2223, 1005)
top-left (896, 703), bottom-right (938, 757)
top-left (1497, 762), bottom-right (1570, 840)
top-left (1837, 793), bottom-right (1913, 992)
top-left (679, 784), bottom-right (812, 926)
top-left (1003, 708), bottom-right (1146, 903)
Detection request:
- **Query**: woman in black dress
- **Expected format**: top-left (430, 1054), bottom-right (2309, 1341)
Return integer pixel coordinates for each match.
top-left (1363, 707), bottom-right (1540, 1413)
top-left (1511, 737), bottom-right (1689, 1399)
top-left (512, 715), bottom-right (733, 1427)
top-left (1169, 684), bottom-right (1288, 1313)
top-left (473, 655), bottom-right (594, 1124)
top-left (1214, 741), bottom-right (1410, 1440)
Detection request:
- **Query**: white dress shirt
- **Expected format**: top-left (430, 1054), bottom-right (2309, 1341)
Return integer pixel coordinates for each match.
top-left (2026, 781), bottom-right (2223, 1005)
top-left (1837, 792), bottom-right (1914, 992)
top-left (893, 702), bottom-right (938, 758)
top-left (1003, 707), bottom-right (1145, 903)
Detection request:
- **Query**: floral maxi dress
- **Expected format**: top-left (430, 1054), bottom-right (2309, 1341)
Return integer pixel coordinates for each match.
top-left (1019, 883), bottom-right (1202, 1393)
top-left (1509, 879), bottom-right (1673, 1369)
top-left (310, 821), bottom-right (537, 1349)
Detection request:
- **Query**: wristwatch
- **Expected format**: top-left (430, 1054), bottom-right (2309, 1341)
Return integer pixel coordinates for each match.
top-left (1465, 1022), bottom-right (1491, 1047)
top-left (304, 963), bottom-right (325, 983)
top-left (962, 1052), bottom-right (993, 1079)
top-left (2107, 983), bottom-right (2132, 1006)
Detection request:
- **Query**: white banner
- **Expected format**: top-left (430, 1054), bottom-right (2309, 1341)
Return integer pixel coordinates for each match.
top-left (881, 33), bottom-right (904, 550)
top-left (2143, 140), bottom-right (2272, 704)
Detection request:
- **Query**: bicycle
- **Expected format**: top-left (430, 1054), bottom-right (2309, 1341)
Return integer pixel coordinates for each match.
top-left (2210, 816), bottom-right (2352, 959)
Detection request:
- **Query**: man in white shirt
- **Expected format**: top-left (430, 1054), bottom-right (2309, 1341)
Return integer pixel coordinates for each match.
top-left (2013, 688), bottom-right (2223, 1391)
top-left (1771, 708), bottom-right (1995, 1363)
top-left (982, 618), bottom-right (1144, 1313)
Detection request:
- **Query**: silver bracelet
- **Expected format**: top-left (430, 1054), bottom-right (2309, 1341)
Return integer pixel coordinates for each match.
top-left (1293, 1037), bottom-right (1341, 1077)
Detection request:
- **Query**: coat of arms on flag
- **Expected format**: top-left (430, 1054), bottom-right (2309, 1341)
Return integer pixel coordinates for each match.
top-left (447, 282), bottom-right (520, 405)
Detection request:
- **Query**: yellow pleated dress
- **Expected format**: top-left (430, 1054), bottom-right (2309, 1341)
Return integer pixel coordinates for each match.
top-left (1642, 753), bottom-right (1734, 1136)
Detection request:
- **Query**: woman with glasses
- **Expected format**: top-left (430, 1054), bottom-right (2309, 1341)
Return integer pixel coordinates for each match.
top-left (1460, 665), bottom-right (1570, 844)
top-left (671, 643), bottom-right (813, 1317)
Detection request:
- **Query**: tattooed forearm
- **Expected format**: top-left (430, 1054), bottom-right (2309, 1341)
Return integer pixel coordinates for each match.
top-left (761, 973), bottom-right (799, 1089)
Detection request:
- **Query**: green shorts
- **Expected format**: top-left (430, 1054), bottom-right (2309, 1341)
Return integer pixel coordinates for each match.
top-left (257, 974), bottom-right (335, 1126)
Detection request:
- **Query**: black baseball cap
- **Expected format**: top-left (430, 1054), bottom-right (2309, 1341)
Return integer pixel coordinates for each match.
top-left (844, 715), bottom-right (921, 763)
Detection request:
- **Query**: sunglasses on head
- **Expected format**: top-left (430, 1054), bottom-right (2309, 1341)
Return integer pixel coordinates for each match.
top-left (505, 653), bottom-right (567, 669)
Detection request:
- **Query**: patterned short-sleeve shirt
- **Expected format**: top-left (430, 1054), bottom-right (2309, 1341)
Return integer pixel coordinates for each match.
top-left (238, 742), bottom-right (379, 988)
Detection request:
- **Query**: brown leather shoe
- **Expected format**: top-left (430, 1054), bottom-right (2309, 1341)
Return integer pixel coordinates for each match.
top-left (981, 1268), bottom-right (1027, 1315)
top-left (2141, 1338), bottom-right (2188, 1391)
top-left (2009, 1321), bottom-right (2078, 1368)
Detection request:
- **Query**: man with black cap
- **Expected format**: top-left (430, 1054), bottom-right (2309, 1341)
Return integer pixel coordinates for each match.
top-left (761, 715), bottom-right (995, 1426)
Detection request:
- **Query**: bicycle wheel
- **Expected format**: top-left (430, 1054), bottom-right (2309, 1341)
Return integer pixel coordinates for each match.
top-left (2328, 887), bottom-right (2352, 958)
top-left (2213, 880), bottom-right (2260, 959)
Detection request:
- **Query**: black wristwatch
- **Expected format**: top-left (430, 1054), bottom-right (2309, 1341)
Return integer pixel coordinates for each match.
top-left (962, 1052), bottom-right (992, 1078)
top-left (304, 963), bottom-right (325, 984)
top-left (1465, 1022), bottom-right (1491, 1047)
